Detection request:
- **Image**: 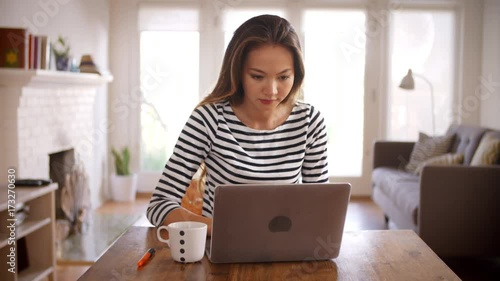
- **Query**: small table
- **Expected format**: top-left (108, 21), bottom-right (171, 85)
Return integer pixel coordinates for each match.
top-left (78, 227), bottom-right (460, 280)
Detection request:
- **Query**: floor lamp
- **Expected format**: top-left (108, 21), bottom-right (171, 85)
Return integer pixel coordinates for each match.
top-left (399, 69), bottom-right (436, 136)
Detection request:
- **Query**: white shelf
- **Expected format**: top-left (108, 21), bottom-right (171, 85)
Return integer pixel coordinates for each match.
top-left (0, 68), bottom-right (113, 88)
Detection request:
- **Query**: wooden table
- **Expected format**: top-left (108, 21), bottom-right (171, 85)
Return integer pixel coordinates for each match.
top-left (78, 227), bottom-right (460, 280)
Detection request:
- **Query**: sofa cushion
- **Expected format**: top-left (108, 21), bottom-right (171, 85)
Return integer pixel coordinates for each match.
top-left (470, 134), bottom-right (500, 165)
top-left (482, 131), bottom-right (500, 164)
top-left (485, 130), bottom-right (500, 142)
top-left (372, 167), bottom-right (420, 225)
top-left (414, 153), bottom-right (464, 175)
top-left (447, 124), bottom-right (489, 165)
top-left (405, 132), bottom-right (454, 173)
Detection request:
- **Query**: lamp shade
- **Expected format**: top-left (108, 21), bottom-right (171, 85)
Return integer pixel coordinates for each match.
top-left (399, 69), bottom-right (415, 90)
top-left (397, 68), bottom-right (436, 136)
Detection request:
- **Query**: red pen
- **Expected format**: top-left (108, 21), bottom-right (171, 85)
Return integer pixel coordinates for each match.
top-left (137, 248), bottom-right (156, 268)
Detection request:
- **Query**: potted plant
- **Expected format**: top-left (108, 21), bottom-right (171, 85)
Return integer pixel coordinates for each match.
top-left (110, 147), bottom-right (138, 201)
top-left (53, 35), bottom-right (70, 71)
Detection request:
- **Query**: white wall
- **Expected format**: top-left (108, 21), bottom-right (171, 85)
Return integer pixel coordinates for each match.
top-left (456, 0), bottom-right (484, 125)
top-left (481, 0), bottom-right (500, 130)
top-left (0, 0), bottom-right (110, 209)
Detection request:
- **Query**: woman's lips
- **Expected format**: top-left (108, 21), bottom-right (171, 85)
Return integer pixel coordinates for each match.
top-left (259, 99), bottom-right (274, 105)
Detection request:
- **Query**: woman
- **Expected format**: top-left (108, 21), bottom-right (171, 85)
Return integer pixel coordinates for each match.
top-left (147, 14), bottom-right (329, 235)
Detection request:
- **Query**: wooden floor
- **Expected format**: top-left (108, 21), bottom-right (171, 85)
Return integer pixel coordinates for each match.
top-left (56, 195), bottom-right (499, 280)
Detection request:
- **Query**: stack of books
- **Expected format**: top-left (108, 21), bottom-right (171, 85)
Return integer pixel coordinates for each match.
top-left (79, 54), bottom-right (100, 74)
top-left (0, 27), bottom-right (51, 70)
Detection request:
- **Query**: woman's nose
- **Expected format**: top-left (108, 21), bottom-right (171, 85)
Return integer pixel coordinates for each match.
top-left (263, 79), bottom-right (278, 95)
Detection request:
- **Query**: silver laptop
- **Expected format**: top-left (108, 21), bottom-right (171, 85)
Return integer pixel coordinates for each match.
top-left (206, 183), bottom-right (351, 263)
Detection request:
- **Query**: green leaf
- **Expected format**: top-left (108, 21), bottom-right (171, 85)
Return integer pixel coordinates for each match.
top-left (122, 147), bottom-right (130, 175)
top-left (111, 147), bottom-right (131, 176)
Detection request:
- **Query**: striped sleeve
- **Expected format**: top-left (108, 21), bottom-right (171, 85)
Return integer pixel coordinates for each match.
top-left (302, 106), bottom-right (329, 183)
top-left (146, 104), bottom-right (218, 227)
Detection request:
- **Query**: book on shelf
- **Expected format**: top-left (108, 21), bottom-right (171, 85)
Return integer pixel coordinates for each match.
top-left (29, 34), bottom-right (51, 70)
top-left (0, 27), bottom-right (28, 68)
top-left (0, 27), bottom-right (51, 70)
top-left (33, 35), bottom-right (38, 69)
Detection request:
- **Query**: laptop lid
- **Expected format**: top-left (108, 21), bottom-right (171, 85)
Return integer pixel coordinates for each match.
top-left (206, 183), bottom-right (351, 263)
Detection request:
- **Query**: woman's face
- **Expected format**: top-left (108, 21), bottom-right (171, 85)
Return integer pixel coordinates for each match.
top-left (241, 44), bottom-right (295, 112)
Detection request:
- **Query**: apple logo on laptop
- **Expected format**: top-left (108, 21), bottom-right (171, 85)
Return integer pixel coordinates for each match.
top-left (269, 216), bottom-right (292, 232)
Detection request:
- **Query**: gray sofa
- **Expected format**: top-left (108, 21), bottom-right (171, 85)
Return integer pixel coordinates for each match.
top-left (372, 124), bottom-right (500, 257)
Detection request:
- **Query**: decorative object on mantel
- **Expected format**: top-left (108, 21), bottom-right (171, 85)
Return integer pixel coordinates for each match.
top-left (53, 35), bottom-right (71, 71)
top-left (110, 147), bottom-right (138, 201)
top-left (69, 56), bottom-right (80, 72)
top-left (79, 54), bottom-right (100, 75)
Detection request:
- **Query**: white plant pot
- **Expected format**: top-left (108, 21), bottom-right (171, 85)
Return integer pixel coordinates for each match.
top-left (110, 174), bottom-right (138, 202)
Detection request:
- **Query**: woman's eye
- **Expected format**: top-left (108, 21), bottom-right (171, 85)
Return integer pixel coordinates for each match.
top-left (251, 75), bottom-right (264, 80)
top-left (279, 76), bottom-right (290, 81)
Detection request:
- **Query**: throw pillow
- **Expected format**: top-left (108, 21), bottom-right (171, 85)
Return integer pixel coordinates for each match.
top-left (414, 153), bottom-right (464, 175)
top-left (405, 132), bottom-right (454, 173)
top-left (470, 135), bottom-right (500, 165)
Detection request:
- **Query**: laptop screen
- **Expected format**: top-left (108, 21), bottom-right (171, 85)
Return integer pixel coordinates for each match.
top-left (207, 183), bottom-right (351, 263)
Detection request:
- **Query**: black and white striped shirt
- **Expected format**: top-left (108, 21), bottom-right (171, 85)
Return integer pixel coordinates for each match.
top-left (147, 101), bottom-right (329, 227)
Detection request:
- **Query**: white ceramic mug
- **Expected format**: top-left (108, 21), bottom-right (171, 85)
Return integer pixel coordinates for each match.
top-left (157, 221), bottom-right (207, 263)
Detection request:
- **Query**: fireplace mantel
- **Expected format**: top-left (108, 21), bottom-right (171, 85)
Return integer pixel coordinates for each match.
top-left (0, 68), bottom-right (113, 88)
top-left (0, 68), bottom-right (113, 209)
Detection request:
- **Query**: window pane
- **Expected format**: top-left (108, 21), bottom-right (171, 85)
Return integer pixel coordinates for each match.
top-left (388, 11), bottom-right (455, 140)
top-left (140, 31), bottom-right (200, 171)
top-left (138, 5), bottom-right (199, 31)
top-left (303, 10), bottom-right (366, 177)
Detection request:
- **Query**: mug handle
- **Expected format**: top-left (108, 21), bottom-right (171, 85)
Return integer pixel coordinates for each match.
top-left (156, 226), bottom-right (170, 247)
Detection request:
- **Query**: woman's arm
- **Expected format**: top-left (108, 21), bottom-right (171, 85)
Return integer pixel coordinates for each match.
top-left (146, 105), bottom-right (219, 229)
top-left (302, 106), bottom-right (329, 183)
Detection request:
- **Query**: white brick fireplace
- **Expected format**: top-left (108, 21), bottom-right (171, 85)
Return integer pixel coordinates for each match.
top-left (0, 69), bottom-right (112, 208)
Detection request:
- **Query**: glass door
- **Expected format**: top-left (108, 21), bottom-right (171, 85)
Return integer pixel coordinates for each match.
top-left (302, 9), bottom-right (374, 194)
top-left (387, 10), bottom-right (456, 140)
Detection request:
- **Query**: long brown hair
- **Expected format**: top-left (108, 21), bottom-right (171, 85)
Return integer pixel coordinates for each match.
top-left (195, 14), bottom-right (305, 190)
top-left (197, 14), bottom-right (305, 107)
